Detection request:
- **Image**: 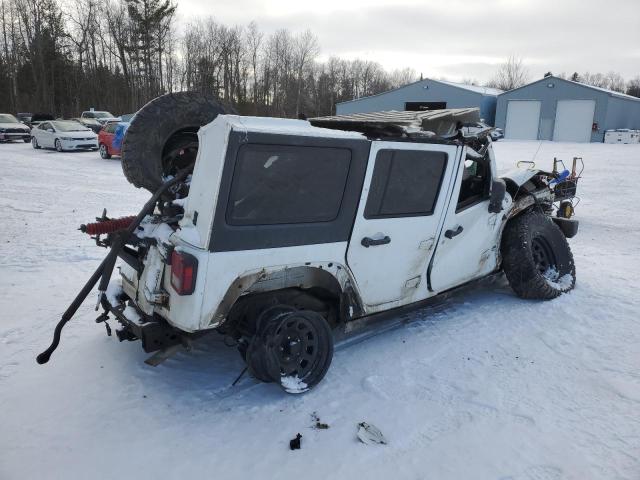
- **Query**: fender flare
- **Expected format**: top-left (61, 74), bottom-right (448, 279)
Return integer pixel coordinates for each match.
top-left (207, 264), bottom-right (365, 328)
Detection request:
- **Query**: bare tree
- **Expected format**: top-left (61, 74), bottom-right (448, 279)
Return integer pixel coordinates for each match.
top-left (486, 55), bottom-right (529, 91)
top-left (293, 29), bottom-right (318, 117)
top-left (627, 76), bottom-right (640, 98)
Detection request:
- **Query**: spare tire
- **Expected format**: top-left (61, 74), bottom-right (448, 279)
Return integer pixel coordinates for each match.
top-left (121, 91), bottom-right (234, 192)
top-left (501, 210), bottom-right (576, 300)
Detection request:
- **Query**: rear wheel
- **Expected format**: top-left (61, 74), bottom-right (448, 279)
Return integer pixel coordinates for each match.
top-left (31, 137), bottom-right (40, 149)
top-left (502, 211), bottom-right (576, 299)
top-left (121, 91), bottom-right (234, 193)
top-left (55, 139), bottom-right (63, 152)
top-left (99, 144), bottom-right (111, 159)
top-left (245, 308), bottom-right (333, 393)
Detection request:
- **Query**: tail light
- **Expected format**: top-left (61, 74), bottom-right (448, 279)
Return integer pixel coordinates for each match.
top-left (170, 250), bottom-right (198, 295)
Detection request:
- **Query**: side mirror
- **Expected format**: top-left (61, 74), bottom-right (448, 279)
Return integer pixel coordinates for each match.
top-left (47, 128), bottom-right (54, 133)
top-left (488, 179), bottom-right (506, 213)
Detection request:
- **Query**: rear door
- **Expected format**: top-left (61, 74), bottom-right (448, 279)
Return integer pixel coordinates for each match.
top-left (347, 142), bottom-right (460, 309)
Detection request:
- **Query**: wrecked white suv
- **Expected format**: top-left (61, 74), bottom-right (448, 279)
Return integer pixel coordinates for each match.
top-left (38, 93), bottom-right (581, 393)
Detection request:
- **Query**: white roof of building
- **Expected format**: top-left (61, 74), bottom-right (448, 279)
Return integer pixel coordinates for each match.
top-left (336, 78), bottom-right (503, 106)
top-left (431, 79), bottom-right (504, 96)
top-left (500, 76), bottom-right (640, 102)
top-left (563, 79), bottom-right (640, 102)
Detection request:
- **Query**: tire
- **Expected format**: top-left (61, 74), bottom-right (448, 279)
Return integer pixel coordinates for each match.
top-left (31, 137), bottom-right (40, 149)
top-left (245, 305), bottom-right (297, 383)
top-left (99, 144), bottom-right (111, 159)
top-left (55, 139), bottom-right (63, 152)
top-left (501, 211), bottom-right (576, 300)
top-left (23, 137), bottom-right (30, 143)
top-left (264, 310), bottom-right (334, 394)
top-left (121, 91), bottom-right (234, 193)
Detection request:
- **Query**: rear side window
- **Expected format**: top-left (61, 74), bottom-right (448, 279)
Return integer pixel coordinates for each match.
top-left (226, 144), bottom-right (351, 225)
top-left (364, 149), bottom-right (447, 218)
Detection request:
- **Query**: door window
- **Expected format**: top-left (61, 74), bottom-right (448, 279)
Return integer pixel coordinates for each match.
top-left (364, 149), bottom-right (447, 218)
top-left (456, 158), bottom-right (491, 211)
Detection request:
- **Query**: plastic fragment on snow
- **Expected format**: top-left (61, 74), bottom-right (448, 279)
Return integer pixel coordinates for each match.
top-left (289, 433), bottom-right (302, 450)
top-left (357, 422), bottom-right (387, 445)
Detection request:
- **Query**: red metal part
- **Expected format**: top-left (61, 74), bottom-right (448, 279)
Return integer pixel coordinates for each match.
top-left (81, 216), bottom-right (136, 236)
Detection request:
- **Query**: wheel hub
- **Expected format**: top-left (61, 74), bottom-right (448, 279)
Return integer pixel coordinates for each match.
top-left (532, 236), bottom-right (557, 276)
top-left (270, 317), bottom-right (318, 378)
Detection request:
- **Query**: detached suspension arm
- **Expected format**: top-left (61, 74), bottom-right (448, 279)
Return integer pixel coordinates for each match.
top-left (36, 168), bottom-right (192, 365)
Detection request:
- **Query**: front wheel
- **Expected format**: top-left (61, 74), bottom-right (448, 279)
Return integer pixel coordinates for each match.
top-left (55, 139), bottom-right (63, 152)
top-left (31, 137), bottom-right (41, 149)
top-left (23, 137), bottom-right (30, 143)
top-left (501, 211), bottom-right (576, 299)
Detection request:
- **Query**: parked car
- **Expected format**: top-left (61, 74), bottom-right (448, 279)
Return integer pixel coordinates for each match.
top-left (28, 113), bottom-right (56, 129)
top-left (17, 112), bottom-right (33, 124)
top-left (97, 121), bottom-right (121, 158)
top-left (81, 110), bottom-right (119, 125)
top-left (0, 113), bottom-right (31, 142)
top-left (37, 93), bottom-right (582, 395)
top-left (31, 120), bottom-right (98, 152)
top-left (72, 117), bottom-right (103, 133)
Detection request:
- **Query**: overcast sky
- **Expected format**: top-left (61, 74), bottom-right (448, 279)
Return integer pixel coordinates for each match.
top-left (176, 0), bottom-right (640, 83)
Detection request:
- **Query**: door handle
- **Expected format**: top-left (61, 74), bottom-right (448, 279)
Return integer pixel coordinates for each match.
top-left (361, 235), bottom-right (391, 247)
top-left (444, 225), bottom-right (464, 239)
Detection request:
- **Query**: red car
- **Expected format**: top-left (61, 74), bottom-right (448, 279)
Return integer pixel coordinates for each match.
top-left (98, 122), bottom-right (120, 159)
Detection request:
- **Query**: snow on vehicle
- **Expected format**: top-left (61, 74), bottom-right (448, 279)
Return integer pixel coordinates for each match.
top-left (37, 92), bottom-right (582, 394)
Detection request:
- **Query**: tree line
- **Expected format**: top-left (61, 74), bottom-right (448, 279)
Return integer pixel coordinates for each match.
top-left (0, 0), bottom-right (638, 119)
top-left (0, 0), bottom-right (418, 118)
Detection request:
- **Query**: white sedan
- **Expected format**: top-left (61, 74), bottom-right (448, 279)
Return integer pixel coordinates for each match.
top-left (31, 120), bottom-right (98, 152)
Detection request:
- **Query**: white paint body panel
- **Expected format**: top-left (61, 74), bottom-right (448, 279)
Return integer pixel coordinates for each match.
top-left (505, 101), bottom-right (541, 140)
top-left (553, 100), bottom-right (596, 143)
top-left (346, 141), bottom-right (460, 308)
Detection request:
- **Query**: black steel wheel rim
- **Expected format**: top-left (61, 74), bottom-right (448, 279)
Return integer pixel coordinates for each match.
top-left (161, 132), bottom-right (198, 178)
top-left (532, 236), bottom-right (557, 276)
top-left (271, 316), bottom-right (320, 379)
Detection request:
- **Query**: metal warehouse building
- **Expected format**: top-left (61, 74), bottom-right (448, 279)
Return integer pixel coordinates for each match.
top-left (495, 76), bottom-right (640, 142)
top-left (336, 78), bottom-right (503, 125)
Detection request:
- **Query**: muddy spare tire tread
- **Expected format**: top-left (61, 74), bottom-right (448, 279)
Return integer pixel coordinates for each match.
top-left (501, 210), bottom-right (576, 300)
top-left (121, 91), bottom-right (234, 192)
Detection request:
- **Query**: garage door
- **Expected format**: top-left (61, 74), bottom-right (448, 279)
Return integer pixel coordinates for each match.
top-left (553, 100), bottom-right (596, 142)
top-left (505, 101), bottom-right (541, 140)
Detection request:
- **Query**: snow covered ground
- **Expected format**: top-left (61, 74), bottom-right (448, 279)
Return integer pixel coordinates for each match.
top-left (1, 140), bottom-right (639, 479)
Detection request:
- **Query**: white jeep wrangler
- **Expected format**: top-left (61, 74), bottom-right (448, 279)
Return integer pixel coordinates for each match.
top-left (38, 93), bottom-right (580, 393)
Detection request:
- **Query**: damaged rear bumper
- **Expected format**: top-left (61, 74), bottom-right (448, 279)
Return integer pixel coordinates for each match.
top-left (102, 294), bottom-right (184, 353)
